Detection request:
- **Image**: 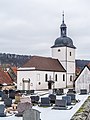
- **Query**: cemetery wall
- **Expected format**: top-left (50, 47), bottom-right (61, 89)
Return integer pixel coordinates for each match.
top-left (71, 96), bottom-right (90, 120)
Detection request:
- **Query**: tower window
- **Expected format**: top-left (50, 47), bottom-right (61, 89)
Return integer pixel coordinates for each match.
top-left (58, 49), bottom-right (60, 52)
top-left (63, 74), bottom-right (65, 81)
top-left (70, 52), bottom-right (71, 56)
top-left (55, 74), bottom-right (57, 81)
top-left (70, 76), bottom-right (73, 81)
top-left (45, 74), bottom-right (48, 82)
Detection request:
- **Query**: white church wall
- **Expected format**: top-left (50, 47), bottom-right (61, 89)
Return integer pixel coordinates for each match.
top-left (67, 62), bottom-right (75, 73)
top-left (35, 71), bottom-right (54, 90)
top-left (54, 72), bottom-right (66, 88)
top-left (52, 47), bottom-right (66, 62)
top-left (67, 47), bottom-right (75, 61)
top-left (17, 68), bottom-right (66, 90)
top-left (67, 74), bottom-right (74, 87)
top-left (17, 69), bottom-right (36, 90)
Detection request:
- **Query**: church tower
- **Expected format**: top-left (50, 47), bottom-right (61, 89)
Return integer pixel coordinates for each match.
top-left (51, 13), bottom-right (76, 87)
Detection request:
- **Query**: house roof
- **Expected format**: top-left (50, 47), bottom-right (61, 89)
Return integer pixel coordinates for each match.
top-left (22, 56), bottom-right (66, 72)
top-left (11, 67), bottom-right (17, 75)
top-left (0, 69), bottom-right (13, 85)
top-left (7, 67), bottom-right (17, 83)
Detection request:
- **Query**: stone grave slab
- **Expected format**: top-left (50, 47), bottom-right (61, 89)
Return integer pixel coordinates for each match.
top-left (0, 104), bottom-right (6, 117)
top-left (30, 95), bottom-right (39, 104)
top-left (56, 89), bottom-right (64, 95)
top-left (9, 90), bottom-right (16, 99)
top-left (62, 96), bottom-right (71, 105)
top-left (49, 94), bottom-right (56, 104)
top-left (80, 89), bottom-right (87, 95)
top-left (67, 93), bottom-right (76, 101)
top-left (20, 97), bottom-right (31, 103)
top-left (4, 98), bottom-right (12, 107)
top-left (1, 93), bottom-right (8, 101)
top-left (23, 108), bottom-right (40, 120)
top-left (15, 102), bottom-right (32, 117)
top-left (39, 97), bottom-right (51, 107)
top-left (52, 99), bottom-right (67, 110)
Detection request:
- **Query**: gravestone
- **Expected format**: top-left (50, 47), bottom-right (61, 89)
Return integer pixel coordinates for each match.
top-left (20, 90), bottom-right (25, 94)
top-left (52, 99), bottom-right (67, 110)
top-left (62, 96), bottom-right (71, 105)
top-left (4, 98), bottom-right (12, 107)
top-left (3, 90), bottom-right (8, 94)
top-left (67, 93), bottom-right (76, 101)
top-left (20, 97), bottom-right (31, 103)
top-left (30, 96), bottom-right (39, 104)
top-left (56, 89), bottom-right (64, 95)
top-left (39, 97), bottom-right (51, 107)
top-left (53, 88), bottom-right (57, 94)
top-left (26, 90), bottom-right (31, 95)
top-left (0, 91), bottom-right (3, 97)
top-left (9, 89), bottom-right (16, 99)
top-left (23, 108), bottom-right (40, 120)
top-left (15, 93), bottom-right (22, 103)
top-left (0, 104), bottom-right (6, 117)
top-left (30, 90), bottom-right (34, 95)
top-left (1, 93), bottom-right (8, 101)
top-left (15, 102), bottom-right (32, 117)
top-left (67, 89), bottom-right (76, 94)
top-left (80, 89), bottom-right (87, 95)
top-left (49, 94), bottom-right (56, 104)
top-left (55, 99), bottom-right (66, 107)
top-left (67, 89), bottom-right (74, 93)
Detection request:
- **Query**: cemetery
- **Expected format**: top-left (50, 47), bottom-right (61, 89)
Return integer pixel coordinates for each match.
top-left (0, 88), bottom-right (89, 120)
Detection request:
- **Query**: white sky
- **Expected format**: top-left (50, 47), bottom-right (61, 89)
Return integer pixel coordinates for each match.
top-left (0, 0), bottom-right (90, 60)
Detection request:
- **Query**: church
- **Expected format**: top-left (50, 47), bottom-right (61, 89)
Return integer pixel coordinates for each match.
top-left (17, 13), bottom-right (76, 90)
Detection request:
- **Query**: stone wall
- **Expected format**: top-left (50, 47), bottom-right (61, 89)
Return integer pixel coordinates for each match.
top-left (71, 96), bottom-right (90, 120)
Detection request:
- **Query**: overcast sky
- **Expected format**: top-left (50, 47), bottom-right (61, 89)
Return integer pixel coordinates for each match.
top-left (0, 0), bottom-right (90, 60)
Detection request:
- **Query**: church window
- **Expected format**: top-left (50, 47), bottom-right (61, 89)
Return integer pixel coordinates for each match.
top-left (63, 74), bottom-right (65, 81)
top-left (55, 74), bottom-right (57, 81)
top-left (58, 49), bottom-right (60, 52)
top-left (70, 76), bottom-right (73, 81)
top-left (70, 52), bottom-right (71, 56)
top-left (45, 74), bottom-right (48, 82)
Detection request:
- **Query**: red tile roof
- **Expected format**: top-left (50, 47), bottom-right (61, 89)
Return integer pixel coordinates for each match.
top-left (0, 69), bottom-right (13, 85)
top-left (11, 67), bottom-right (17, 75)
top-left (22, 56), bottom-right (66, 72)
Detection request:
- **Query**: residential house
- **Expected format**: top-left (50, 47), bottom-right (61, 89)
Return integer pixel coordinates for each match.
top-left (75, 65), bottom-right (90, 93)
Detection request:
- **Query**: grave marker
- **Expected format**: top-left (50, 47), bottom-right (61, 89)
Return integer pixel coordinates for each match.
top-left (23, 108), bottom-right (40, 120)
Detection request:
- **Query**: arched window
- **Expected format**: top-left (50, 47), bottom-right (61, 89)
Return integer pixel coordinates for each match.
top-left (63, 74), bottom-right (65, 81)
top-left (70, 52), bottom-right (71, 56)
top-left (70, 76), bottom-right (73, 81)
top-left (45, 74), bottom-right (48, 82)
top-left (55, 74), bottom-right (57, 81)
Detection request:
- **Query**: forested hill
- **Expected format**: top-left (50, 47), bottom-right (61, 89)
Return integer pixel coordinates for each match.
top-left (0, 53), bottom-right (31, 67)
top-left (75, 59), bottom-right (90, 69)
top-left (0, 53), bottom-right (89, 69)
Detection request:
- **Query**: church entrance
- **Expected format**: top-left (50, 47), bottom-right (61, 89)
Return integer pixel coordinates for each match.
top-left (48, 80), bottom-right (54, 89)
top-left (22, 78), bottom-right (30, 90)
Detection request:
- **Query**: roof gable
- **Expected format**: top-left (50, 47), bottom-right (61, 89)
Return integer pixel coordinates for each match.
top-left (75, 65), bottom-right (90, 82)
top-left (22, 56), bottom-right (66, 72)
